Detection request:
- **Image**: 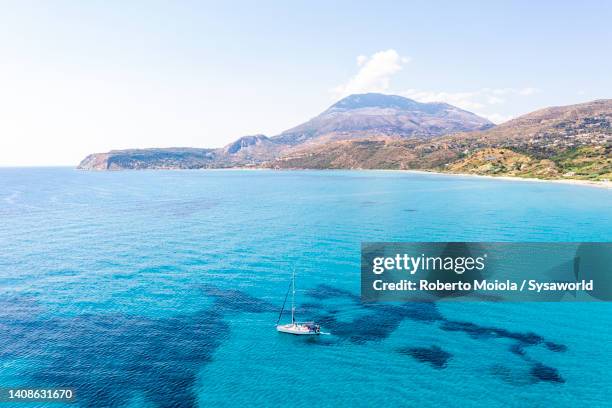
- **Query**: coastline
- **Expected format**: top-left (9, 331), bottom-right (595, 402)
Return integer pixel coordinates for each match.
top-left (396, 169), bottom-right (612, 189)
top-left (71, 165), bottom-right (612, 189)
top-left (261, 167), bottom-right (612, 189)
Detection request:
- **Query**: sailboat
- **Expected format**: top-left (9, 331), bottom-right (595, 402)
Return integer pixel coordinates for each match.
top-left (276, 270), bottom-right (321, 335)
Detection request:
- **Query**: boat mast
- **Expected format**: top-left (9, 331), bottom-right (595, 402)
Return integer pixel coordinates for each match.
top-left (291, 269), bottom-right (295, 324)
top-left (276, 279), bottom-right (292, 326)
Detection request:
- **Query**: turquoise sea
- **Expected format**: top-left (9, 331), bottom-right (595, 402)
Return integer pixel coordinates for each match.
top-left (0, 168), bottom-right (611, 407)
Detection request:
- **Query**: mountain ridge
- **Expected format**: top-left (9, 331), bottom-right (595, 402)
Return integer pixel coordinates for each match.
top-left (272, 93), bottom-right (493, 146)
top-left (77, 95), bottom-right (611, 181)
top-left (267, 99), bottom-right (611, 180)
top-left (78, 93), bottom-right (492, 170)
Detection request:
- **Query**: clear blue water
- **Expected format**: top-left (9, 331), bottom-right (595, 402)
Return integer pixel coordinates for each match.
top-left (0, 168), bottom-right (611, 407)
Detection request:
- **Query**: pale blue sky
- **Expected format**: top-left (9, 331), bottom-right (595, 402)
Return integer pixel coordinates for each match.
top-left (1, 1), bottom-right (611, 165)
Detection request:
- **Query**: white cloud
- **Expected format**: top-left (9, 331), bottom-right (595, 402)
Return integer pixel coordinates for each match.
top-left (333, 51), bottom-right (539, 125)
top-left (487, 96), bottom-right (505, 105)
top-left (518, 87), bottom-right (539, 96)
top-left (401, 89), bottom-right (485, 111)
top-left (333, 49), bottom-right (410, 97)
top-left (401, 87), bottom-right (540, 124)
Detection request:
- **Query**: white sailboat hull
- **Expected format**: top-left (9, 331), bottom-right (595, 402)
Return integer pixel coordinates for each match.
top-left (275, 271), bottom-right (324, 335)
top-left (276, 323), bottom-right (320, 335)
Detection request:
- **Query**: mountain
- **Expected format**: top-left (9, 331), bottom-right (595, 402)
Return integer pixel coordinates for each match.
top-left (263, 138), bottom-right (435, 170)
top-left (220, 134), bottom-right (284, 162)
top-left (437, 99), bottom-right (612, 156)
top-left (272, 93), bottom-right (493, 145)
top-left (77, 135), bottom-right (285, 170)
top-left (77, 96), bottom-right (611, 181)
top-left (444, 145), bottom-right (611, 180)
top-left (267, 99), bottom-right (612, 180)
top-left (77, 148), bottom-right (218, 170)
top-left (223, 134), bottom-right (272, 154)
top-left (78, 93), bottom-right (492, 170)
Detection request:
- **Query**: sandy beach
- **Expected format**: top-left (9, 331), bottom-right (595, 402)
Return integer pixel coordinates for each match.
top-left (212, 166), bottom-right (612, 189)
top-left (407, 170), bottom-right (612, 190)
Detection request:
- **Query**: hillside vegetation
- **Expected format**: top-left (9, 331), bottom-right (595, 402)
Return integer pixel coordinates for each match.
top-left (78, 95), bottom-right (611, 182)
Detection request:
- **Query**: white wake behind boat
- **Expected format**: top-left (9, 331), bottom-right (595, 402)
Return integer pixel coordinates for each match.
top-left (276, 270), bottom-right (322, 335)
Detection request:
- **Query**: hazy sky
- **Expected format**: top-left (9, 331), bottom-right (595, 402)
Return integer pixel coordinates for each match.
top-left (1, 1), bottom-right (611, 166)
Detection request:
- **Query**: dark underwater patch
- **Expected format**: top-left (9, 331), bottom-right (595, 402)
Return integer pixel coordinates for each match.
top-left (438, 319), bottom-right (566, 383)
top-left (308, 302), bottom-right (442, 344)
top-left (0, 282), bottom-right (571, 407)
top-left (306, 284), bottom-right (360, 302)
top-left (509, 343), bottom-right (526, 356)
top-left (440, 320), bottom-right (543, 345)
top-left (201, 284), bottom-right (276, 313)
top-left (544, 341), bottom-right (567, 352)
top-left (303, 284), bottom-right (567, 384)
top-left (30, 312), bottom-right (228, 408)
top-left (0, 287), bottom-right (275, 408)
top-left (531, 363), bottom-right (565, 383)
top-left (305, 286), bottom-right (441, 343)
top-left (490, 364), bottom-right (514, 384)
top-left (398, 345), bottom-right (452, 369)
top-left (296, 302), bottom-right (329, 316)
top-left (328, 307), bottom-right (406, 344)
